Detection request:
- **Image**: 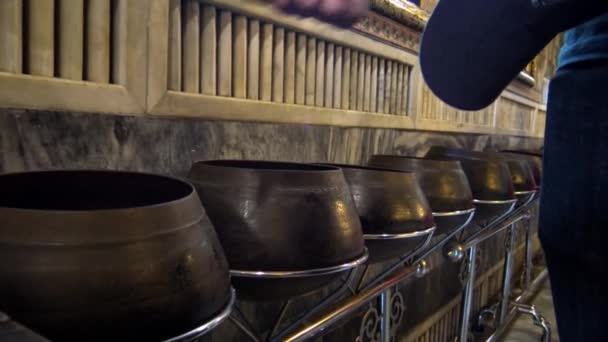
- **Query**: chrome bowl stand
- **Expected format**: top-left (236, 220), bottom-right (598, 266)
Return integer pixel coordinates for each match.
top-left (229, 213), bottom-right (477, 342)
top-left (0, 288), bottom-right (236, 342)
top-left (162, 288), bottom-right (236, 342)
top-left (457, 194), bottom-right (551, 342)
top-left (230, 250), bottom-right (370, 279)
top-left (228, 250), bottom-right (370, 342)
top-left (364, 225), bottom-right (436, 240)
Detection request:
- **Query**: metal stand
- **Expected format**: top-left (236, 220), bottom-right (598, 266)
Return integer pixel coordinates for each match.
top-left (5, 204), bottom-right (546, 342)
top-left (498, 225), bottom-right (516, 324)
top-left (380, 288), bottom-right (392, 342)
top-left (458, 244), bottom-right (478, 342)
top-left (484, 269), bottom-right (551, 342)
top-left (512, 303), bottom-right (552, 342)
top-left (2, 289), bottom-right (237, 342)
top-left (269, 267), bottom-right (360, 342)
top-left (163, 288), bottom-right (236, 342)
top-left (483, 205), bottom-right (552, 342)
top-left (457, 195), bottom-right (553, 342)
top-left (231, 210), bottom-right (474, 342)
top-left (523, 223), bottom-right (535, 289)
top-left (358, 226), bottom-right (436, 293)
top-left (272, 227), bottom-right (436, 341)
top-left (281, 262), bottom-right (427, 342)
top-left (230, 250), bottom-right (369, 279)
top-left (457, 198), bottom-right (538, 342)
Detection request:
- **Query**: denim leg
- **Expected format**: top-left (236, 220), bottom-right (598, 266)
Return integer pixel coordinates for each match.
top-left (539, 61), bottom-right (608, 341)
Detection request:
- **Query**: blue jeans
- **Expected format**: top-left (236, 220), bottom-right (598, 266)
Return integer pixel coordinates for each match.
top-left (539, 60), bottom-right (608, 341)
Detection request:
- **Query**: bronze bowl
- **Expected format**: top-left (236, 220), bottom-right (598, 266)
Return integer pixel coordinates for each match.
top-left (442, 149), bottom-right (538, 205)
top-left (189, 160), bottom-right (367, 299)
top-left (501, 150), bottom-right (543, 188)
top-left (368, 155), bottom-right (475, 238)
top-left (425, 147), bottom-right (518, 225)
top-left (0, 170), bottom-right (232, 341)
top-left (498, 155), bottom-right (538, 205)
top-left (321, 164), bottom-right (436, 263)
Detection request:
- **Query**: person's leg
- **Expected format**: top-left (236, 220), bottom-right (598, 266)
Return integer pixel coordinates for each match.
top-left (543, 251), bottom-right (607, 341)
top-left (539, 60), bottom-right (608, 341)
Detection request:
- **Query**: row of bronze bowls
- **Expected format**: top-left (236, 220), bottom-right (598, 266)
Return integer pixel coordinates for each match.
top-left (0, 147), bottom-right (541, 341)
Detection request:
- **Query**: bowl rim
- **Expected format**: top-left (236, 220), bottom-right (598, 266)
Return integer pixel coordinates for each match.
top-left (162, 288), bottom-right (236, 342)
top-left (0, 169), bottom-right (197, 213)
top-left (370, 154), bottom-right (465, 167)
top-left (319, 162), bottom-right (416, 175)
top-left (363, 225), bottom-right (436, 240)
top-left (229, 249), bottom-right (369, 278)
top-left (432, 207), bottom-right (476, 217)
top-left (192, 160), bottom-right (341, 173)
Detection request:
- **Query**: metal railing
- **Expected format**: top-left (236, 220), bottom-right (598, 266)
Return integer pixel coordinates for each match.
top-left (225, 196), bottom-right (551, 342)
top-left (228, 210), bottom-right (474, 342)
top-left (458, 194), bottom-right (552, 342)
top-left (0, 200), bottom-right (548, 342)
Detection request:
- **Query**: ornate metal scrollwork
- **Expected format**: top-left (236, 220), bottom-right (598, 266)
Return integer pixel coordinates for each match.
top-left (389, 289), bottom-right (405, 340)
top-left (356, 302), bottom-right (381, 342)
top-left (355, 288), bottom-right (406, 342)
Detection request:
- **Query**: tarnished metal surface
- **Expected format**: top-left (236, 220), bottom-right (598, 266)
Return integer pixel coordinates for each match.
top-left (425, 147), bottom-right (518, 225)
top-left (501, 150), bottom-right (543, 187)
top-left (189, 160), bottom-right (366, 299)
top-left (368, 155), bottom-right (475, 237)
top-left (280, 263), bottom-right (420, 342)
top-left (323, 163), bottom-right (435, 263)
top-left (0, 170), bottom-right (231, 341)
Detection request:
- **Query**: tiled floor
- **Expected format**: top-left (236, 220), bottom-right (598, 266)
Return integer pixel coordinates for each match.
top-left (503, 280), bottom-right (558, 342)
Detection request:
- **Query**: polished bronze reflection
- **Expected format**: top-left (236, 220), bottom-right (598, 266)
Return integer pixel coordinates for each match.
top-left (321, 163), bottom-right (435, 263)
top-left (501, 150), bottom-right (543, 187)
top-left (437, 149), bottom-right (538, 205)
top-left (189, 160), bottom-right (366, 299)
top-left (501, 157), bottom-right (538, 204)
top-left (425, 147), bottom-right (518, 225)
top-left (368, 155), bottom-right (475, 237)
top-left (0, 171), bottom-right (231, 341)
